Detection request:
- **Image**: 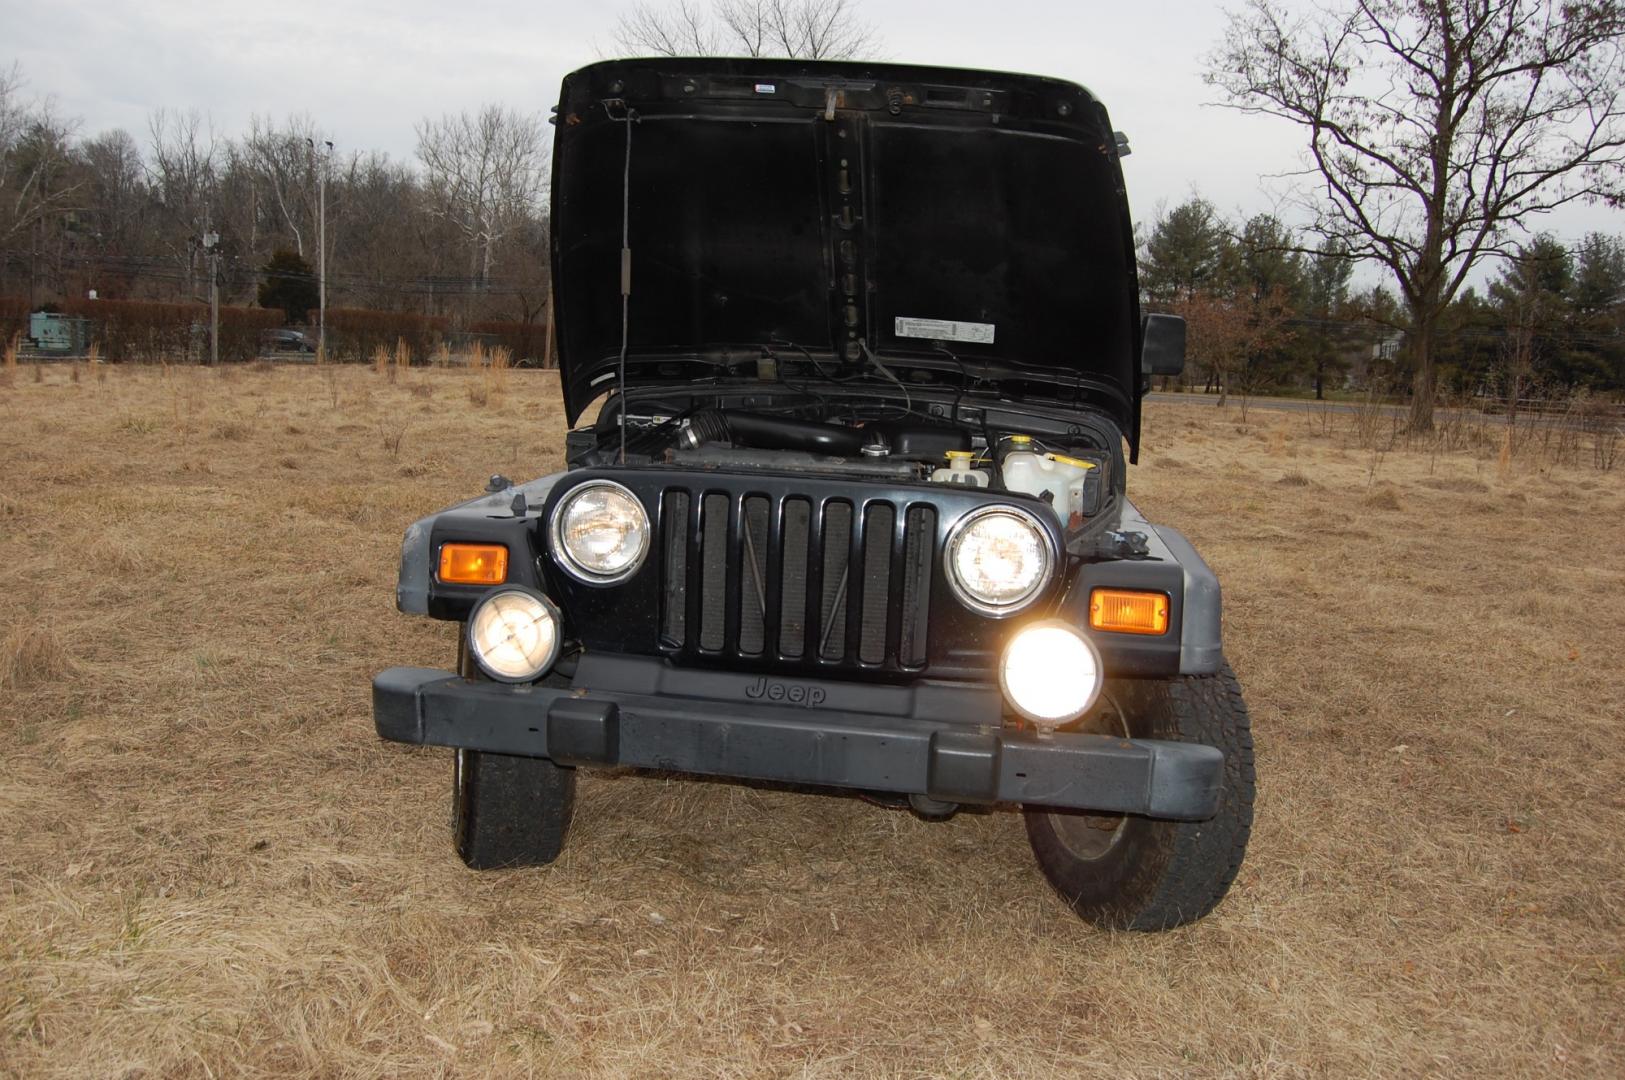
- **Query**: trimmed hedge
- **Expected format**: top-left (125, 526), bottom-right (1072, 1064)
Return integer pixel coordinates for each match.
top-left (323, 308), bottom-right (450, 364)
top-left (0, 295), bottom-right (27, 347)
top-left (468, 319), bottom-right (553, 366)
top-left (57, 297), bottom-right (282, 362)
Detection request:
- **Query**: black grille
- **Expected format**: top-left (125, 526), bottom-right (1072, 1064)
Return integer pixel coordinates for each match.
top-left (660, 490), bottom-right (935, 670)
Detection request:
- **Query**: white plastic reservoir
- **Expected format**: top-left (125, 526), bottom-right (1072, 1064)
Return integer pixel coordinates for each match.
top-left (930, 450), bottom-right (989, 487)
top-left (1003, 446), bottom-right (1095, 526)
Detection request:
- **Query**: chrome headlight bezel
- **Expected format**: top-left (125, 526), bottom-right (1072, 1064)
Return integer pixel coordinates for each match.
top-left (466, 585), bottom-right (562, 684)
top-left (549, 479), bottom-right (651, 585)
top-left (943, 504), bottom-right (1056, 618)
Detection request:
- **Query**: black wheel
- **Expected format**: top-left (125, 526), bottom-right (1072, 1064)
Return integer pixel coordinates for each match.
top-left (452, 747), bottom-right (576, 869)
top-left (1024, 662), bottom-right (1255, 931)
top-left (449, 634), bottom-right (576, 870)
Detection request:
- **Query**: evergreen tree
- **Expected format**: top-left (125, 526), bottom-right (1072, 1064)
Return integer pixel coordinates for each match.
top-left (1303, 240), bottom-right (1355, 398)
top-left (1566, 234), bottom-right (1625, 391)
top-left (1487, 235), bottom-right (1573, 398)
top-left (1141, 198), bottom-right (1230, 304)
top-left (256, 249), bottom-right (318, 323)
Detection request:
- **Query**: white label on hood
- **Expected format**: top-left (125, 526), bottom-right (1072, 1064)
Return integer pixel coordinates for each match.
top-left (894, 316), bottom-right (995, 345)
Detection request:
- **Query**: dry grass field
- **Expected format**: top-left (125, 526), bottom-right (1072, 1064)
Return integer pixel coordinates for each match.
top-left (2, 362), bottom-right (1623, 1078)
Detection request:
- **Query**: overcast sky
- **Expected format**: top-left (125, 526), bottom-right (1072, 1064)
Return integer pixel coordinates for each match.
top-left (4, 0), bottom-right (1618, 281)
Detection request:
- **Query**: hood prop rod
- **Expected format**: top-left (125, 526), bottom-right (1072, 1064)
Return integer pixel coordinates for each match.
top-left (603, 99), bottom-right (638, 463)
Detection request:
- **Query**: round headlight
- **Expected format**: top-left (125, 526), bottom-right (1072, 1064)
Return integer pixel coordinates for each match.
top-left (945, 506), bottom-right (1054, 616)
top-left (550, 480), bottom-right (650, 583)
top-left (1000, 620), bottom-right (1103, 728)
top-left (467, 587), bottom-right (561, 683)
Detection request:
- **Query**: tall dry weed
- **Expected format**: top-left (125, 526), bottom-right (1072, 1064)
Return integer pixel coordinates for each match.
top-left (2, 332), bottom-right (17, 387)
top-left (432, 342), bottom-right (452, 368)
top-left (486, 345), bottom-right (511, 399)
top-left (372, 344), bottom-right (390, 377)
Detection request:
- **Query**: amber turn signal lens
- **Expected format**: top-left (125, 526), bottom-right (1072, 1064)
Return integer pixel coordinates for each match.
top-left (1088, 588), bottom-right (1170, 635)
top-left (438, 543), bottom-right (508, 585)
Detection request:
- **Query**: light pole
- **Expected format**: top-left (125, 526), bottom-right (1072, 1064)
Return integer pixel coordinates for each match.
top-left (308, 138), bottom-right (332, 359)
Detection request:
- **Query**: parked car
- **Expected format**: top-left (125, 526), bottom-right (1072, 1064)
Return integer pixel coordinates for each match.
top-left (372, 58), bottom-right (1255, 931)
top-left (261, 328), bottom-right (314, 354)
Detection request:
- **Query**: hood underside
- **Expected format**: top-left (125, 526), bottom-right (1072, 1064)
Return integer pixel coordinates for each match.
top-left (550, 58), bottom-right (1142, 435)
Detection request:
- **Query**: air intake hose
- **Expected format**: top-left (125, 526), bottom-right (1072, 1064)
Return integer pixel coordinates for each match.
top-left (680, 409), bottom-right (865, 455)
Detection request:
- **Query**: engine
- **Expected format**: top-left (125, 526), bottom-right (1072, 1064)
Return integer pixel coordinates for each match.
top-left (568, 406), bottom-right (1114, 533)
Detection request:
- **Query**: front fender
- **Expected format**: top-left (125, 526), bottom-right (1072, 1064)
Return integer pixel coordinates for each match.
top-left (1055, 498), bottom-right (1223, 677)
top-left (396, 471), bottom-right (567, 615)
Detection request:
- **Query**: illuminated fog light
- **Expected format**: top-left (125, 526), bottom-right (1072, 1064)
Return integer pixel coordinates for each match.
top-left (467, 587), bottom-right (560, 683)
top-left (945, 505), bottom-right (1054, 616)
top-left (551, 480), bottom-right (650, 583)
top-left (1000, 620), bottom-right (1103, 728)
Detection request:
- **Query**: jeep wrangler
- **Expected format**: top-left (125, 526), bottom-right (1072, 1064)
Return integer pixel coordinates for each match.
top-left (373, 58), bottom-right (1255, 931)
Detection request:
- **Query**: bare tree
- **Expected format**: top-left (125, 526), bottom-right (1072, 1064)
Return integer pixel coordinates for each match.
top-left (1206, 0), bottom-right (1625, 430)
top-left (81, 129), bottom-right (145, 239)
top-left (147, 108), bottom-right (221, 297)
top-left (616, 0), bottom-right (723, 53)
top-left (240, 114), bottom-right (319, 257)
top-left (613, 0), bottom-right (881, 58)
top-left (415, 105), bottom-right (548, 287)
top-left (0, 63), bottom-right (83, 247)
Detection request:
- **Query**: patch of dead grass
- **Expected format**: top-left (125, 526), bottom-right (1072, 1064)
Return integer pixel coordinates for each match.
top-left (1, 622), bottom-right (75, 688)
top-left (1362, 483), bottom-right (1405, 510)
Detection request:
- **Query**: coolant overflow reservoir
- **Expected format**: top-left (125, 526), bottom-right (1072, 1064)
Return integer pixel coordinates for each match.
top-left (1003, 450), bottom-right (1096, 526)
top-left (930, 450), bottom-right (989, 487)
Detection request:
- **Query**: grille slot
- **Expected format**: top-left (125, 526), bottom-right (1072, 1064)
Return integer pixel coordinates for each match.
top-left (778, 499), bottom-right (811, 656)
top-left (698, 493), bottom-right (729, 651)
top-left (660, 491), bottom-right (690, 646)
top-left (899, 506), bottom-right (935, 666)
top-left (661, 489), bottom-right (934, 671)
top-left (818, 502), bottom-right (853, 660)
top-left (858, 504), bottom-right (894, 664)
top-left (738, 496), bottom-right (770, 656)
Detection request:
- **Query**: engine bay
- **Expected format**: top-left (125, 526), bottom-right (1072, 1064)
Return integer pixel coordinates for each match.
top-left (565, 392), bottom-right (1121, 535)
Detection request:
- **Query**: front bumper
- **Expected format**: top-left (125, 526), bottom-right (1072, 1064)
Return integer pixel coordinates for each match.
top-left (372, 661), bottom-right (1223, 820)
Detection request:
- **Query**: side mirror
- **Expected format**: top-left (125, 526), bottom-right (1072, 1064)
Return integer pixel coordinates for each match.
top-left (1141, 313), bottom-right (1185, 377)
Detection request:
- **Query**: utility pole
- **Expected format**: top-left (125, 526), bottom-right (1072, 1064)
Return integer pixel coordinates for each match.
top-left (307, 138), bottom-right (332, 358)
top-left (319, 140), bottom-right (331, 359)
top-left (29, 217), bottom-right (39, 309)
top-left (203, 226), bottom-right (220, 365)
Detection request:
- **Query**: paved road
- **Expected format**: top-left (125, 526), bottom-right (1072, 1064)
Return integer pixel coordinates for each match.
top-left (1146, 391), bottom-right (1621, 433)
top-left (1147, 391), bottom-right (1400, 416)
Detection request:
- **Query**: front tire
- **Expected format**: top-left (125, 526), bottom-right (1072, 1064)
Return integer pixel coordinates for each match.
top-left (449, 633), bottom-right (576, 870)
top-left (453, 747), bottom-right (576, 869)
top-left (1024, 662), bottom-right (1255, 930)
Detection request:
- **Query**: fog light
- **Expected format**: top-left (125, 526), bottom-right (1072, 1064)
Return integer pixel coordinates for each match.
top-left (999, 620), bottom-right (1103, 728)
top-left (467, 587), bottom-right (560, 683)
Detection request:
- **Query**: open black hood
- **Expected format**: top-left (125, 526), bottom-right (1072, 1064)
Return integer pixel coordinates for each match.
top-left (550, 58), bottom-right (1142, 437)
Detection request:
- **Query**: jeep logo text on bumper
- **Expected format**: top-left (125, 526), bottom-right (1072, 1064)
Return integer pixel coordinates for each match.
top-left (744, 677), bottom-right (827, 707)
